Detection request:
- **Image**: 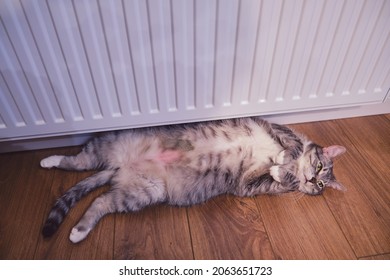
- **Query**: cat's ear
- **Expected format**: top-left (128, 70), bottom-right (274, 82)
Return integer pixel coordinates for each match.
top-left (327, 180), bottom-right (347, 192)
top-left (323, 145), bottom-right (346, 159)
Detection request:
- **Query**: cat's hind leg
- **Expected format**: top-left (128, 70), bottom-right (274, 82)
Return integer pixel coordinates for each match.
top-left (42, 170), bottom-right (116, 238)
top-left (69, 175), bottom-right (167, 243)
top-left (69, 192), bottom-right (117, 243)
top-left (40, 155), bottom-right (65, 169)
top-left (40, 145), bottom-right (101, 171)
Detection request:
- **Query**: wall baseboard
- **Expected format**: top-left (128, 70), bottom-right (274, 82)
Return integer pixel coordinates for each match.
top-left (1, 100), bottom-right (389, 153)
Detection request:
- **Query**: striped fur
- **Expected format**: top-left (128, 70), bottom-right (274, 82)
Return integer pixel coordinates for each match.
top-left (40, 117), bottom-right (346, 243)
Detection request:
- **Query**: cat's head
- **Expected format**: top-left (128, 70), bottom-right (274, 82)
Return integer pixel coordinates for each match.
top-left (298, 144), bottom-right (346, 195)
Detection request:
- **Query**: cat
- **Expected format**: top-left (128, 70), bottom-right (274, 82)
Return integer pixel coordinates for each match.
top-left (40, 117), bottom-right (346, 243)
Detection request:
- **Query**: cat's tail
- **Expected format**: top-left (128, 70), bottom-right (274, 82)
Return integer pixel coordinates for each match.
top-left (42, 169), bottom-right (116, 238)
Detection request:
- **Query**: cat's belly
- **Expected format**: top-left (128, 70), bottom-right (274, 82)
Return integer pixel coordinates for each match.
top-left (180, 138), bottom-right (282, 170)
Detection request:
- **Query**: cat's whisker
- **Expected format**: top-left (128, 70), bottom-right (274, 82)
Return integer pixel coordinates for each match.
top-left (275, 190), bottom-right (305, 202)
top-left (286, 191), bottom-right (305, 202)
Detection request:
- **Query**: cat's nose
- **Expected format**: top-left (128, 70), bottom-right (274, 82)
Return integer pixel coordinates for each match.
top-left (309, 177), bottom-right (317, 184)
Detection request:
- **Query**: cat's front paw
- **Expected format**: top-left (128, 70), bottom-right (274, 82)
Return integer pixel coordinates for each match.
top-left (270, 165), bottom-right (281, 182)
top-left (40, 155), bottom-right (64, 169)
top-left (275, 150), bottom-right (286, 164)
top-left (275, 150), bottom-right (296, 165)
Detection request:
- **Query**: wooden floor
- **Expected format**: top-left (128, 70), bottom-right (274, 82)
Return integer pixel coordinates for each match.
top-left (0, 114), bottom-right (389, 260)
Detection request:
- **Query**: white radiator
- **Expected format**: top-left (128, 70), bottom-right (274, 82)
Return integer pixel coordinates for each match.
top-left (0, 0), bottom-right (389, 144)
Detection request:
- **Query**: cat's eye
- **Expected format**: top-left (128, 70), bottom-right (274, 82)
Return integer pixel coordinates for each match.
top-left (317, 180), bottom-right (325, 189)
top-left (316, 161), bottom-right (323, 173)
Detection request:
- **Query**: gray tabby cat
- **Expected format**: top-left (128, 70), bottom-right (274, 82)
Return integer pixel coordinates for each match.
top-left (40, 117), bottom-right (346, 243)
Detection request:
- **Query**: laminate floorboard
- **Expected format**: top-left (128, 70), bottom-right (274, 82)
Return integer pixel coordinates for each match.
top-left (0, 150), bottom-right (54, 259)
top-left (359, 253), bottom-right (390, 260)
top-left (256, 194), bottom-right (356, 259)
top-left (188, 195), bottom-right (275, 259)
top-left (113, 205), bottom-right (193, 260)
top-left (0, 115), bottom-right (389, 260)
